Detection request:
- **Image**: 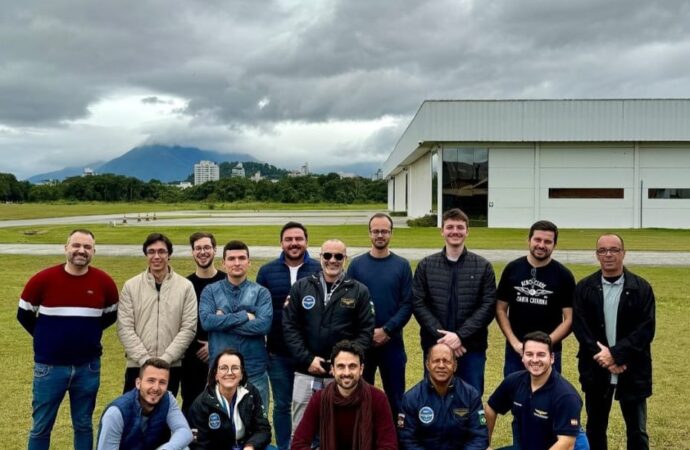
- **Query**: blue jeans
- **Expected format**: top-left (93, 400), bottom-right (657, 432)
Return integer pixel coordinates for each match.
top-left (249, 371), bottom-right (270, 415)
top-left (268, 354), bottom-right (295, 450)
top-left (423, 348), bottom-right (486, 396)
top-left (29, 358), bottom-right (101, 450)
top-left (363, 337), bottom-right (407, 417)
top-left (503, 342), bottom-right (562, 377)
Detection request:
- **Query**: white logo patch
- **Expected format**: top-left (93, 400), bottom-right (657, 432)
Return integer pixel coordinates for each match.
top-left (208, 412), bottom-right (221, 430)
top-left (419, 406), bottom-right (434, 424)
top-left (302, 295), bottom-right (316, 310)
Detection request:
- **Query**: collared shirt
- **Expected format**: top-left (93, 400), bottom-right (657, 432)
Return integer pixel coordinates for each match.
top-left (602, 275), bottom-right (624, 384)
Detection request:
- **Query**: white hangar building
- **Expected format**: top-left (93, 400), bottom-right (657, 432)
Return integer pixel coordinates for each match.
top-left (383, 99), bottom-right (690, 229)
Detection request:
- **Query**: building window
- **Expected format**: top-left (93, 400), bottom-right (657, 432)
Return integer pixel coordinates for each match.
top-left (548, 188), bottom-right (624, 199)
top-left (648, 188), bottom-right (690, 199)
top-left (442, 147), bottom-right (488, 219)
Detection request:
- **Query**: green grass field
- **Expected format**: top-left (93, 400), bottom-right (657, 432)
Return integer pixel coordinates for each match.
top-left (0, 202), bottom-right (386, 220)
top-left (4, 223), bottom-right (690, 251)
top-left (1, 254), bottom-right (686, 449)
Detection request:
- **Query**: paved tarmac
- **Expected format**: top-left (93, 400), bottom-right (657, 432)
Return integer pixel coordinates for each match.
top-left (2, 244), bottom-right (689, 266)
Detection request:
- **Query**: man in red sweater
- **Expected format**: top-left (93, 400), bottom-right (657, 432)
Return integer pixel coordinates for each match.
top-left (291, 340), bottom-right (398, 450)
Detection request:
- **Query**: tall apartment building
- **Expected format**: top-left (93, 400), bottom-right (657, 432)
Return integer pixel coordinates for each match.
top-left (194, 160), bottom-right (220, 185)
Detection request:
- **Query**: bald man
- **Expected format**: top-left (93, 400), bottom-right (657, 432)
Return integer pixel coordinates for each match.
top-left (283, 239), bottom-right (375, 433)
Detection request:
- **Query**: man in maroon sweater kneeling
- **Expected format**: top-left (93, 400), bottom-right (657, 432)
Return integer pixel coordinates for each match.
top-left (291, 340), bottom-right (398, 450)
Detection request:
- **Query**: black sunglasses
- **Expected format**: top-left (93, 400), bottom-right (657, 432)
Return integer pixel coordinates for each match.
top-left (321, 252), bottom-right (345, 261)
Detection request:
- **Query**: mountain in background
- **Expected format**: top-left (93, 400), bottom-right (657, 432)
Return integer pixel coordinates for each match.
top-left (25, 145), bottom-right (382, 183)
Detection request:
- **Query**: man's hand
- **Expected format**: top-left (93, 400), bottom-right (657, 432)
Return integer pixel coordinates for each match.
top-left (510, 340), bottom-right (523, 355)
top-left (308, 357), bottom-right (327, 375)
top-left (195, 340), bottom-right (209, 363)
top-left (247, 312), bottom-right (256, 321)
top-left (437, 330), bottom-right (466, 356)
top-left (608, 363), bottom-right (627, 374)
top-left (593, 341), bottom-right (615, 368)
top-left (372, 327), bottom-right (390, 347)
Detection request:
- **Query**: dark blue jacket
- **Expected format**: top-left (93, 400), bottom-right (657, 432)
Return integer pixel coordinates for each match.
top-left (103, 388), bottom-right (170, 450)
top-left (398, 376), bottom-right (488, 450)
top-left (256, 252), bottom-right (321, 356)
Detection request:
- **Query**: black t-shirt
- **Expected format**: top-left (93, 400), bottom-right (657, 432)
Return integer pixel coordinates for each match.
top-left (187, 271), bottom-right (226, 345)
top-left (497, 257), bottom-right (575, 351)
top-left (488, 370), bottom-right (582, 450)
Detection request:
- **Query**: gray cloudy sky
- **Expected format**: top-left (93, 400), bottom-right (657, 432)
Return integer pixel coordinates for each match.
top-left (2, 0), bottom-right (689, 179)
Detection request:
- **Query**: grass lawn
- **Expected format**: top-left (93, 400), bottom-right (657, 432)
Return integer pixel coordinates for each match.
top-left (0, 254), bottom-right (686, 448)
top-left (0, 202), bottom-right (386, 220)
top-left (4, 223), bottom-right (690, 251)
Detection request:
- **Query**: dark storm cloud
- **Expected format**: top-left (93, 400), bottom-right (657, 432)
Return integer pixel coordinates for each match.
top-left (2, 0), bottom-right (690, 128)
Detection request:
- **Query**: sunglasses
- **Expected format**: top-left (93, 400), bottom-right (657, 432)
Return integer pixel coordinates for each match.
top-left (321, 252), bottom-right (345, 261)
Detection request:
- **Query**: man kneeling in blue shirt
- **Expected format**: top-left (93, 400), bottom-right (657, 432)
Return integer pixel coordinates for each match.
top-left (485, 331), bottom-right (588, 450)
top-left (97, 358), bottom-right (193, 450)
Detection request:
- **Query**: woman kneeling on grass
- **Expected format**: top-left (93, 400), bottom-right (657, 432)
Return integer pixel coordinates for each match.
top-left (187, 348), bottom-right (274, 450)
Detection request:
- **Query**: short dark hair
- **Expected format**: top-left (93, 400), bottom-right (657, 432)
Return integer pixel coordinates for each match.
top-left (522, 331), bottom-right (553, 353)
top-left (368, 213), bottom-right (393, 231)
top-left (597, 233), bottom-right (625, 250)
top-left (207, 348), bottom-right (248, 388)
top-left (529, 220), bottom-right (559, 244)
top-left (189, 231), bottom-right (216, 248)
top-left (223, 240), bottom-right (249, 259)
top-left (280, 222), bottom-right (308, 241)
top-left (138, 357), bottom-right (171, 378)
top-left (442, 208), bottom-right (469, 227)
top-left (142, 233), bottom-right (173, 255)
top-left (330, 340), bottom-right (365, 365)
top-left (68, 228), bottom-right (95, 240)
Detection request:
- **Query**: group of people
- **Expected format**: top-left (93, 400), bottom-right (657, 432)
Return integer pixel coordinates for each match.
top-left (17, 208), bottom-right (655, 450)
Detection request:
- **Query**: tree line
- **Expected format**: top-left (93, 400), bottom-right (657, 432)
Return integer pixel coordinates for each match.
top-left (0, 172), bottom-right (386, 204)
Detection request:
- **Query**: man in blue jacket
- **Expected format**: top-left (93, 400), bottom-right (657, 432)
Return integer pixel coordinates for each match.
top-left (97, 358), bottom-right (192, 450)
top-left (398, 343), bottom-right (488, 450)
top-left (348, 212), bottom-right (413, 417)
top-left (200, 240), bottom-right (273, 409)
top-left (256, 222), bottom-right (321, 450)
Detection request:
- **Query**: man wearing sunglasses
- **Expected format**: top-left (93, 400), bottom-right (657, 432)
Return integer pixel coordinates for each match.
top-left (573, 234), bottom-right (655, 450)
top-left (283, 239), bottom-right (375, 434)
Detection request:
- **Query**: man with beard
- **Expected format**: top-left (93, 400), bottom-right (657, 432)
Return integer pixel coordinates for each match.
top-left (283, 239), bottom-right (374, 433)
top-left (412, 208), bottom-right (496, 395)
top-left (291, 340), bottom-right (397, 450)
top-left (347, 213), bottom-right (413, 417)
top-left (97, 358), bottom-right (193, 450)
top-left (496, 220), bottom-right (575, 376)
top-left (181, 232), bottom-right (226, 416)
top-left (256, 222), bottom-right (321, 450)
top-left (485, 332), bottom-right (587, 450)
top-left (397, 343), bottom-right (488, 450)
top-left (18, 229), bottom-right (119, 450)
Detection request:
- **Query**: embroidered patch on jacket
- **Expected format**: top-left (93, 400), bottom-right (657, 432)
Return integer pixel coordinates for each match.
top-left (533, 408), bottom-right (549, 420)
top-left (208, 413), bottom-right (221, 430)
top-left (397, 413), bottom-right (405, 428)
top-left (570, 418), bottom-right (579, 426)
top-left (340, 298), bottom-right (355, 308)
top-left (418, 406), bottom-right (434, 424)
top-left (302, 295), bottom-right (316, 310)
top-left (453, 408), bottom-right (468, 417)
top-left (478, 410), bottom-right (487, 426)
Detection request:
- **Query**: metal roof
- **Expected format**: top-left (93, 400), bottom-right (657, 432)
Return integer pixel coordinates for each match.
top-left (383, 99), bottom-right (690, 177)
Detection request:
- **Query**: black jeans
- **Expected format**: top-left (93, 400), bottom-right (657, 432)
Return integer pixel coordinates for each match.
top-left (585, 384), bottom-right (649, 450)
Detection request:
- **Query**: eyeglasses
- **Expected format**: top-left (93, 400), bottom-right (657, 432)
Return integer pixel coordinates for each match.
top-left (370, 229), bottom-right (391, 236)
top-left (321, 252), bottom-right (345, 261)
top-left (596, 248), bottom-right (622, 255)
top-left (146, 249), bottom-right (169, 256)
top-left (218, 365), bottom-right (242, 374)
top-left (193, 245), bottom-right (214, 253)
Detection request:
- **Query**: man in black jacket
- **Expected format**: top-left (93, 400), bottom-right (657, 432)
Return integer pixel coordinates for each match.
top-left (412, 208), bottom-right (496, 395)
top-left (573, 233), bottom-right (655, 450)
top-left (283, 239), bottom-right (375, 434)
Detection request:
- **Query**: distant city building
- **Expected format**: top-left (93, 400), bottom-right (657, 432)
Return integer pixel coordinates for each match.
top-left (176, 182), bottom-right (193, 189)
top-left (83, 168), bottom-right (95, 177)
top-left (250, 170), bottom-right (262, 182)
top-left (288, 162), bottom-right (309, 177)
top-left (231, 162), bottom-right (246, 178)
top-left (194, 160), bottom-right (220, 185)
